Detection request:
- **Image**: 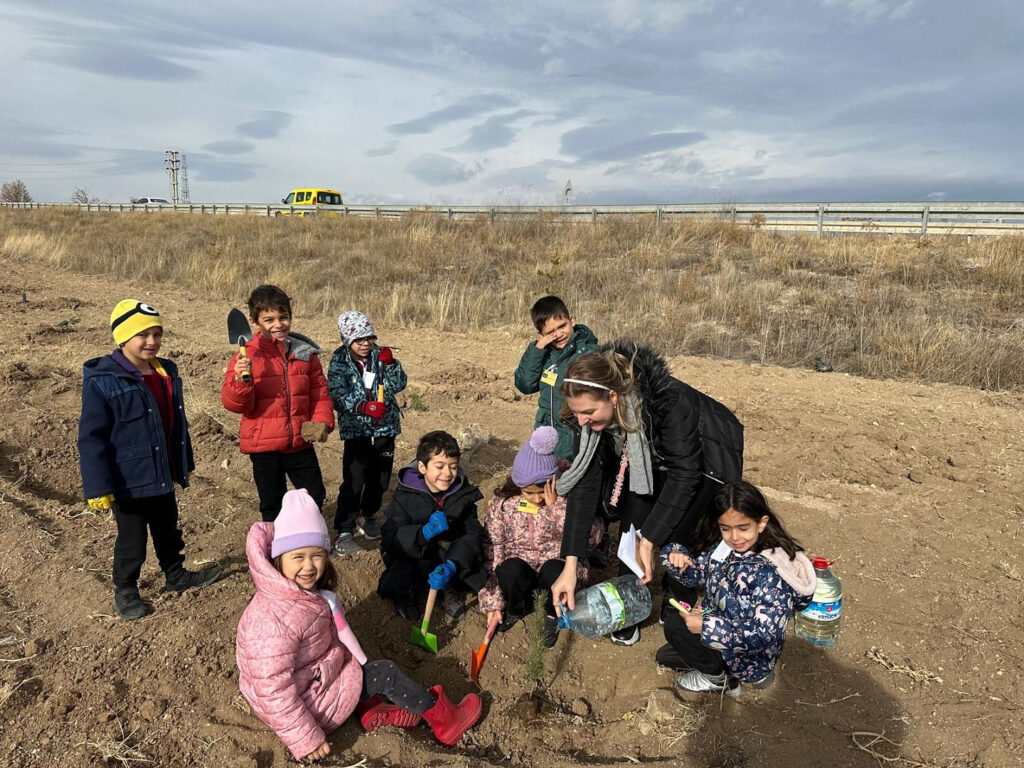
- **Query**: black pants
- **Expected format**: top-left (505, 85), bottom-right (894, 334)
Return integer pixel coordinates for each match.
top-left (112, 493), bottom-right (185, 589)
top-left (496, 557), bottom-right (563, 621)
top-left (663, 610), bottom-right (726, 675)
top-left (360, 659), bottom-right (435, 714)
top-left (614, 475), bottom-right (718, 551)
top-left (334, 436), bottom-right (395, 533)
top-left (377, 551), bottom-right (471, 604)
top-left (250, 447), bottom-right (327, 522)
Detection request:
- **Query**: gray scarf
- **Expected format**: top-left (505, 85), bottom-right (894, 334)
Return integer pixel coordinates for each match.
top-left (556, 391), bottom-right (653, 499)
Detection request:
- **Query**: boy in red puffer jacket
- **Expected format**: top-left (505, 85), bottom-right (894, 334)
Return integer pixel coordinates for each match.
top-left (222, 285), bottom-right (335, 521)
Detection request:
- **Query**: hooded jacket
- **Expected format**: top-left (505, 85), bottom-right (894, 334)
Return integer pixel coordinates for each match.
top-left (380, 463), bottom-right (487, 591)
top-left (664, 541), bottom-right (816, 682)
top-left (235, 523), bottom-right (363, 760)
top-left (477, 494), bottom-right (604, 614)
top-left (221, 332), bottom-right (335, 454)
top-left (327, 345), bottom-right (407, 440)
top-left (561, 342), bottom-right (741, 556)
top-left (514, 324), bottom-right (599, 460)
top-left (78, 352), bottom-right (194, 500)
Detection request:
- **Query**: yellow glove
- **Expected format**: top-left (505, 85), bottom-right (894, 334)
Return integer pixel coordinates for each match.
top-left (87, 494), bottom-right (114, 511)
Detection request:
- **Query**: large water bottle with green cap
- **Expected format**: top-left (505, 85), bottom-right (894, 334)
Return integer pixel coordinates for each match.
top-left (556, 575), bottom-right (652, 637)
top-left (795, 557), bottom-right (843, 648)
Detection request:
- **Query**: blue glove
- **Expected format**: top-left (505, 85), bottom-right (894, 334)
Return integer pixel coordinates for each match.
top-left (428, 560), bottom-right (456, 590)
top-left (422, 510), bottom-right (449, 541)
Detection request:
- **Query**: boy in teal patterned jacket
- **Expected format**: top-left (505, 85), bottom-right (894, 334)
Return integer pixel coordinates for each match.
top-left (327, 311), bottom-right (407, 556)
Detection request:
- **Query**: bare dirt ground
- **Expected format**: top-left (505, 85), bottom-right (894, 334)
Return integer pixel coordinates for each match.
top-left (1, 251), bottom-right (1022, 768)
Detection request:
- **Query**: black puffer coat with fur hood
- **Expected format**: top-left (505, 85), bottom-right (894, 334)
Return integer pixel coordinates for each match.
top-left (560, 342), bottom-right (742, 557)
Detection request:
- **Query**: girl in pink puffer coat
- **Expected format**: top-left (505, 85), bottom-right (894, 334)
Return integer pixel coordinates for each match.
top-left (236, 489), bottom-right (482, 762)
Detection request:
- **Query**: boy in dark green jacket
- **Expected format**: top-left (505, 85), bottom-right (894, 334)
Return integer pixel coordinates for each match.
top-left (514, 296), bottom-right (598, 461)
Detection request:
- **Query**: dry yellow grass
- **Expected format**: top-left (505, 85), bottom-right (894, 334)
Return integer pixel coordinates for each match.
top-left (2, 208), bottom-right (1022, 390)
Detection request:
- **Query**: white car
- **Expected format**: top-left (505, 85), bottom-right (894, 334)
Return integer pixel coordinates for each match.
top-left (131, 196), bottom-right (171, 205)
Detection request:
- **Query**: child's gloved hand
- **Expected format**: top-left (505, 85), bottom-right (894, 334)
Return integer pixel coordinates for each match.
top-left (357, 401), bottom-right (386, 420)
top-left (87, 494), bottom-right (114, 511)
top-left (422, 510), bottom-right (449, 540)
top-left (377, 347), bottom-right (395, 365)
top-left (428, 560), bottom-right (456, 590)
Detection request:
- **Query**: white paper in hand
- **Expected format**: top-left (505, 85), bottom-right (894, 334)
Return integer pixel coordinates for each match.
top-left (617, 524), bottom-right (646, 578)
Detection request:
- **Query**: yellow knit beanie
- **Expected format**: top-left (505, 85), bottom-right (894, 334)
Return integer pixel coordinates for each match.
top-left (110, 300), bottom-right (163, 345)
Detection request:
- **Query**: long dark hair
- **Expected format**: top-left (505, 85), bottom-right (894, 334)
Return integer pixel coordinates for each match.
top-left (272, 550), bottom-right (338, 591)
top-left (695, 481), bottom-right (804, 560)
top-left (493, 475), bottom-right (521, 499)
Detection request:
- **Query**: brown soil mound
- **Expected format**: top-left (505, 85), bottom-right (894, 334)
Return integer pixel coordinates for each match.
top-left (0, 255), bottom-right (1021, 768)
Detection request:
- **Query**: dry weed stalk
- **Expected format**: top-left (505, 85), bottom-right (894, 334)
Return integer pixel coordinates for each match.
top-left (849, 731), bottom-right (948, 768)
top-left (81, 719), bottom-right (152, 767)
top-left (997, 561), bottom-right (1022, 581)
top-left (867, 647), bottom-right (943, 685)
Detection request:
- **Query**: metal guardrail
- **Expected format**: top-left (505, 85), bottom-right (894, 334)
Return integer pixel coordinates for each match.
top-left (3, 200), bottom-right (1024, 237)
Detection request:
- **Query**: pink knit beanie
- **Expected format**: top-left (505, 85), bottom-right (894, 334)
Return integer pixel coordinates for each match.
top-left (511, 426), bottom-right (560, 488)
top-left (271, 489), bottom-right (331, 558)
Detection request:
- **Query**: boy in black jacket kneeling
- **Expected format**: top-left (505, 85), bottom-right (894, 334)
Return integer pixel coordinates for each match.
top-left (378, 431), bottom-right (485, 622)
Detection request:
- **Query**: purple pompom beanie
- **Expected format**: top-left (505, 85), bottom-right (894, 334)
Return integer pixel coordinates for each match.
top-left (271, 489), bottom-right (331, 558)
top-left (511, 426), bottom-right (560, 488)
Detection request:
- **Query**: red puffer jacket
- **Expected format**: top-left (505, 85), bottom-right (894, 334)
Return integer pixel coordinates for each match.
top-left (221, 332), bottom-right (335, 454)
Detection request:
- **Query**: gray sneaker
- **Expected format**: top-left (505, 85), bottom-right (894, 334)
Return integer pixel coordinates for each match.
top-left (676, 670), bottom-right (741, 698)
top-left (355, 516), bottom-right (382, 540)
top-left (331, 532), bottom-right (362, 558)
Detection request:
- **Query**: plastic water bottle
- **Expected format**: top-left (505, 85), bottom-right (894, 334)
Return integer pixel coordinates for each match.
top-left (795, 557), bottom-right (842, 648)
top-left (556, 575), bottom-right (652, 637)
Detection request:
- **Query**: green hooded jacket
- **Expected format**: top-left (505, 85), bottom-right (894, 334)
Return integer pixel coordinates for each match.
top-left (513, 323), bottom-right (599, 460)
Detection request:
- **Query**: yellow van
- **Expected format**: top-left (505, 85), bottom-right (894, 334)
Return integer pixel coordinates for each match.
top-left (279, 188), bottom-right (343, 216)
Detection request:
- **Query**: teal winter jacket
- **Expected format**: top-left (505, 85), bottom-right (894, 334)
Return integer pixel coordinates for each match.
top-left (513, 324), bottom-right (598, 459)
top-left (327, 346), bottom-right (407, 440)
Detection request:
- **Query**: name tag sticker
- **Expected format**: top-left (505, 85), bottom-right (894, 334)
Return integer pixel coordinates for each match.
top-left (540, 369), bottom-right (559, 387)
top-left (517, 499), bottom-right (539, 515)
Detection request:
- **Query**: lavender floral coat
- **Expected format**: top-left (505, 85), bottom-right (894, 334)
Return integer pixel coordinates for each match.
top-left (662, 541), bottom-right (816, 682)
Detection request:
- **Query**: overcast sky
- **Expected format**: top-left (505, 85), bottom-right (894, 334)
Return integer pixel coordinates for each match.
top-left (2, 0), bottom-right (1022, 204)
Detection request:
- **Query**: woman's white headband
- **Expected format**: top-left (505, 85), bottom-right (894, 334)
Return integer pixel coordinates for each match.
top-left (563, 377), bottom-right (612, 391)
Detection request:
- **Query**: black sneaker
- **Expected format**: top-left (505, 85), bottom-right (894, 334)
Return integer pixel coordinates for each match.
top-left (610, 624), bottom-right (640, 646)
top-left (655, 643), bottom-right (693, 672)
top-left (356, 516), bottom-right (382, 540)
top-left (114, 587), bottom-right (149, 620)
top-left (497, 612), bottom-right (525, 633)
top-left (396, 597), bottom-right (420, 621)
top-left (441, 591), bottom-right (467, 622)
top-left (163, 564), bottom-right (222, 593)
top-left (542, 615), bottom-right (559, 649)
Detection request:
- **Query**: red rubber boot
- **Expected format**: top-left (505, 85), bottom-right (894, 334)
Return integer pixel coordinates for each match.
top-left (421, 685), bottom-right (483, 746)
top-left (356, 696), bottom-right (422, 732)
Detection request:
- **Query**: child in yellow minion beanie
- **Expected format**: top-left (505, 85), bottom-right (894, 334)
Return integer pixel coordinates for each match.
top-left (77, 300), bottom-right (221, 620)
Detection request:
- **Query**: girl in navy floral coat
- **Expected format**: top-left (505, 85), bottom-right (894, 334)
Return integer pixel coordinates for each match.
top-left (660, 481), bottom-right (816, 697)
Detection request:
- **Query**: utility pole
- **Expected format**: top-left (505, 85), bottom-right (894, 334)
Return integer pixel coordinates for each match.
top-left (165, 150), bottom-right (180, 203)
top-left (179, 154), bottom-right (190, 204)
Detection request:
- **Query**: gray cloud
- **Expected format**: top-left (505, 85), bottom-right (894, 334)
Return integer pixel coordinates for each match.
top-left (389, 94), bottom-right (517, 136)
top-left (561, 125), bottom-right (707, 163)
top-left (190, 157), bottom-right (259, 183)
top-left (365, 140), bottom-right (399, 158)
top-left (236, 112), bottom-right (293, 140)
top-left (34, 43), bottom-right (201, 81)
top-left (202, 139), bottom-right (255, 155)
top-left (406, 154), bottom-right (481, 186)
top-left (447, 110), bottom-right (537, 153)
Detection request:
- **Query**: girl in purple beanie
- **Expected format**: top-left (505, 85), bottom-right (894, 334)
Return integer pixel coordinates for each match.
top-left (477, 426), bottom-right (604, 648)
